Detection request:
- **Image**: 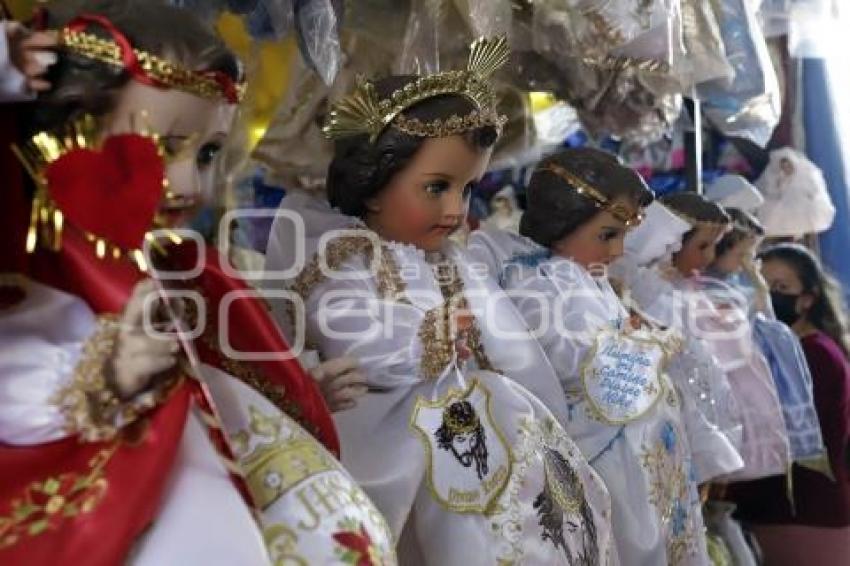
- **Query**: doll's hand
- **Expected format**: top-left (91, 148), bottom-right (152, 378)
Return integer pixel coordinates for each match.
top-left (452, 309), bottom-right (474, 362)
top-left (310, 356), bottom-right (367, 412)
top-left (107, 279), bottom-right (180, 400)
top-left (5, 22), bottom-right (57, 92)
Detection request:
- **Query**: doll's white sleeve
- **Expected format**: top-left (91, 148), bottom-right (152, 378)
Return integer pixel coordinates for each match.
top-left (300, 254), bottom-right (447, 388)
top-left (507, 270), bottom-right (600, 387)
top-left (0, 280), bottom-right (96, 444)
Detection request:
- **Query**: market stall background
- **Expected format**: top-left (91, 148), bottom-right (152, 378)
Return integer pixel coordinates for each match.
top-left (7, 0), bottom-right (850, 296)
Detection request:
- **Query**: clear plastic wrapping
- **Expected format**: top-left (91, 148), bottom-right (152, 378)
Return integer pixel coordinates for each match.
top-left (294, 0), bottom-right (343, 85)
top-left (697, 0), bottom-right (781, 147)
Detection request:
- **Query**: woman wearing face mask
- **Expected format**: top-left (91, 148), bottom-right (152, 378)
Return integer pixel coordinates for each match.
top-left (728, 243), bottom-right (850, 566)
top-left (0, 2), bottom-right (393, 564)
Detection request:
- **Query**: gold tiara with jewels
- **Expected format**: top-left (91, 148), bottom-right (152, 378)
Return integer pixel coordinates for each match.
top-left (540, 163), bottom-right (646, 227)
top-left (323, 36), bottom-right (509, 143)
top-left (59, 14), bottom-right (244, 104)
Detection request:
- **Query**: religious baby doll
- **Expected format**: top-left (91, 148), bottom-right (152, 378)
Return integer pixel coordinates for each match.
top-left (658, 192), bottom-right (790, 482)
top-left (469, 147), bottom-right (710, 566)
top-left (0, 2), bottom-right (394, 565)
top-left (705, 208), bottom-right (826, 469)
top-left (264, 37), bottom-right (617, 565)
top-left (608, 201), bottom-right (745, 485)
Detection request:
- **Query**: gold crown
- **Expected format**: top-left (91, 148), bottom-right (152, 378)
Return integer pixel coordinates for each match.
top-left (443, 403), bottom-right (480, 436)
top-left (60, 27), bottom-right (245, 103)
top-left (323, 36), bottom-right (509, 143)
top-left (539, 163), bottom-right (646, 227)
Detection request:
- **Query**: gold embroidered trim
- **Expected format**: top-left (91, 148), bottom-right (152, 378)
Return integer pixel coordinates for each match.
top-left (53, 314), bottom-right (180, 442)
top-left (53, 315), bottom-right (124, 442)
top-left (417, 304), bottom-right (455, 380)
top-left (60, 29), bottom-right (245, 103)
top-left (219, 358), bottom-right (307, 429)
top-left (179, 289), bottom-right (317, 438)
top-left (538, 163), bottom-right (645, 227)
top-left (409, 379), bottom-right (513, 515)
top-left (0, 443), bottom-right (118, 548)
top-left (371, 245), bottom-right (409, 301)
top-left (392, 111), bottom-right (507, 139)
top-left (286, 230), bottom-right (412, 328)
top-left (432, 259), bottom-right (498, 373)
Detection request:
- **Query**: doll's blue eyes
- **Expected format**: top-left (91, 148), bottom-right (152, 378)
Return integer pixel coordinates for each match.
top-left (599, 229), bottom-right (619, 242)
top-left (425, 180), bottom-right (450, 195)
top-left (425, 181), bottom-right (475, 197)
top-left (197, 142), bottom-right (223, 167)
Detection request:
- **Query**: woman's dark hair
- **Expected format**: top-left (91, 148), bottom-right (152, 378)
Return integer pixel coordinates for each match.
top-left (30, 0), bottom-right (242, 134)
top-left (325, 75), bottom-right (499, 219)
top-left (715, 207), bottom-right (764, 258)
top-left (760, 243), bottom-right (850, 358)
top-left (519, 147), bottom-right (653, 248)
top-left (659, 192), bottom-right (730, 243)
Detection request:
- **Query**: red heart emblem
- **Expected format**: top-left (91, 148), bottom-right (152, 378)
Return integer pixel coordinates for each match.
top-left (45, 134), bottom-right (165, 250)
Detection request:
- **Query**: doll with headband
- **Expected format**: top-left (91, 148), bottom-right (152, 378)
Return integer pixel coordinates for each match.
top-left (608, 201), bottom-right (745, 485)
top-left (657, 193), bottom-right (790, 482)
top-left (705, 208), bottom-right (827, 472)
top-left (264, 38), bottom-right (616, 565)
top-left (0, 2), bottom-right (395, 564)
top-left (469, 148), bottom-right (710, 566)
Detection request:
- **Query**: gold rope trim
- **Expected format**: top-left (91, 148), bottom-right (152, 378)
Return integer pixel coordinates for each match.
top-left (52, 315), bottom-right (180, 442)
top-left (539, 163), bottom-right (645, 227)
top-left (60, 29), bottom-right (244, 102)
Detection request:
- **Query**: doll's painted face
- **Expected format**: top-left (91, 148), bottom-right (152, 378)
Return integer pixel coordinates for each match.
top-left (365, 135), bottom-right (492, 252)
top-left (713, 236), bottom-right (757, 276)
top-left (551, 197), bottom-right (638, 269)
top-left (673, 225), bottom-right (727, 277)
top-left (101, 82), bottom-right (236, 228)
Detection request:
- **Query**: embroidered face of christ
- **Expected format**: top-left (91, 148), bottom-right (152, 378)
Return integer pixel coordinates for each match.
top-left (435, 400), bottom-right (489, 480)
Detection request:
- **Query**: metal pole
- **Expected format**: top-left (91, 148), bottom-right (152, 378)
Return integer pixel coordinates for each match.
top-left (683, 94), bottom-right (703, 194)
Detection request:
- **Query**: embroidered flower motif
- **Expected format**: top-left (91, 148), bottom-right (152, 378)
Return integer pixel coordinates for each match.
top-left (660, 421), bottom-right (677, 453)
top-left (670, 500), bottom-right (688, 537)
top-left (333, 518), bottom-right (384, 566)
top-left (0, 445), bottom-right (115, 548)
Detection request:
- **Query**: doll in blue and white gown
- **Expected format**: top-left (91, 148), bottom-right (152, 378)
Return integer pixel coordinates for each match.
top-left (469, 148), bottom-right (710, 566)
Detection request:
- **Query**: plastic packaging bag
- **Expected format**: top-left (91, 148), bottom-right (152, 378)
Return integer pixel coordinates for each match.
top-left (532, 0), bottom-right (674, 60)
top-left (452, 0), bottom-right (512, 39)
top-left (755, 148), bottom-right (836, 237)
top-left (697, 0), bottom-right (781, 147)
top-left (677, 0), bottom-right (734, 86)
top-left (294, 0), bottom-right (343, 86)
top-left (244, 0), bottom-right (295, 41)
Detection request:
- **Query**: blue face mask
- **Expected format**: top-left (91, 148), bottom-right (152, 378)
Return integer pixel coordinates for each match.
top-left (770, 291), bottom-right (801, 326)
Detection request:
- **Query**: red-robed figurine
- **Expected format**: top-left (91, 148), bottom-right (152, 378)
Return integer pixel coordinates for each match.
top-left (0, 2), bottom-right (394, 565)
